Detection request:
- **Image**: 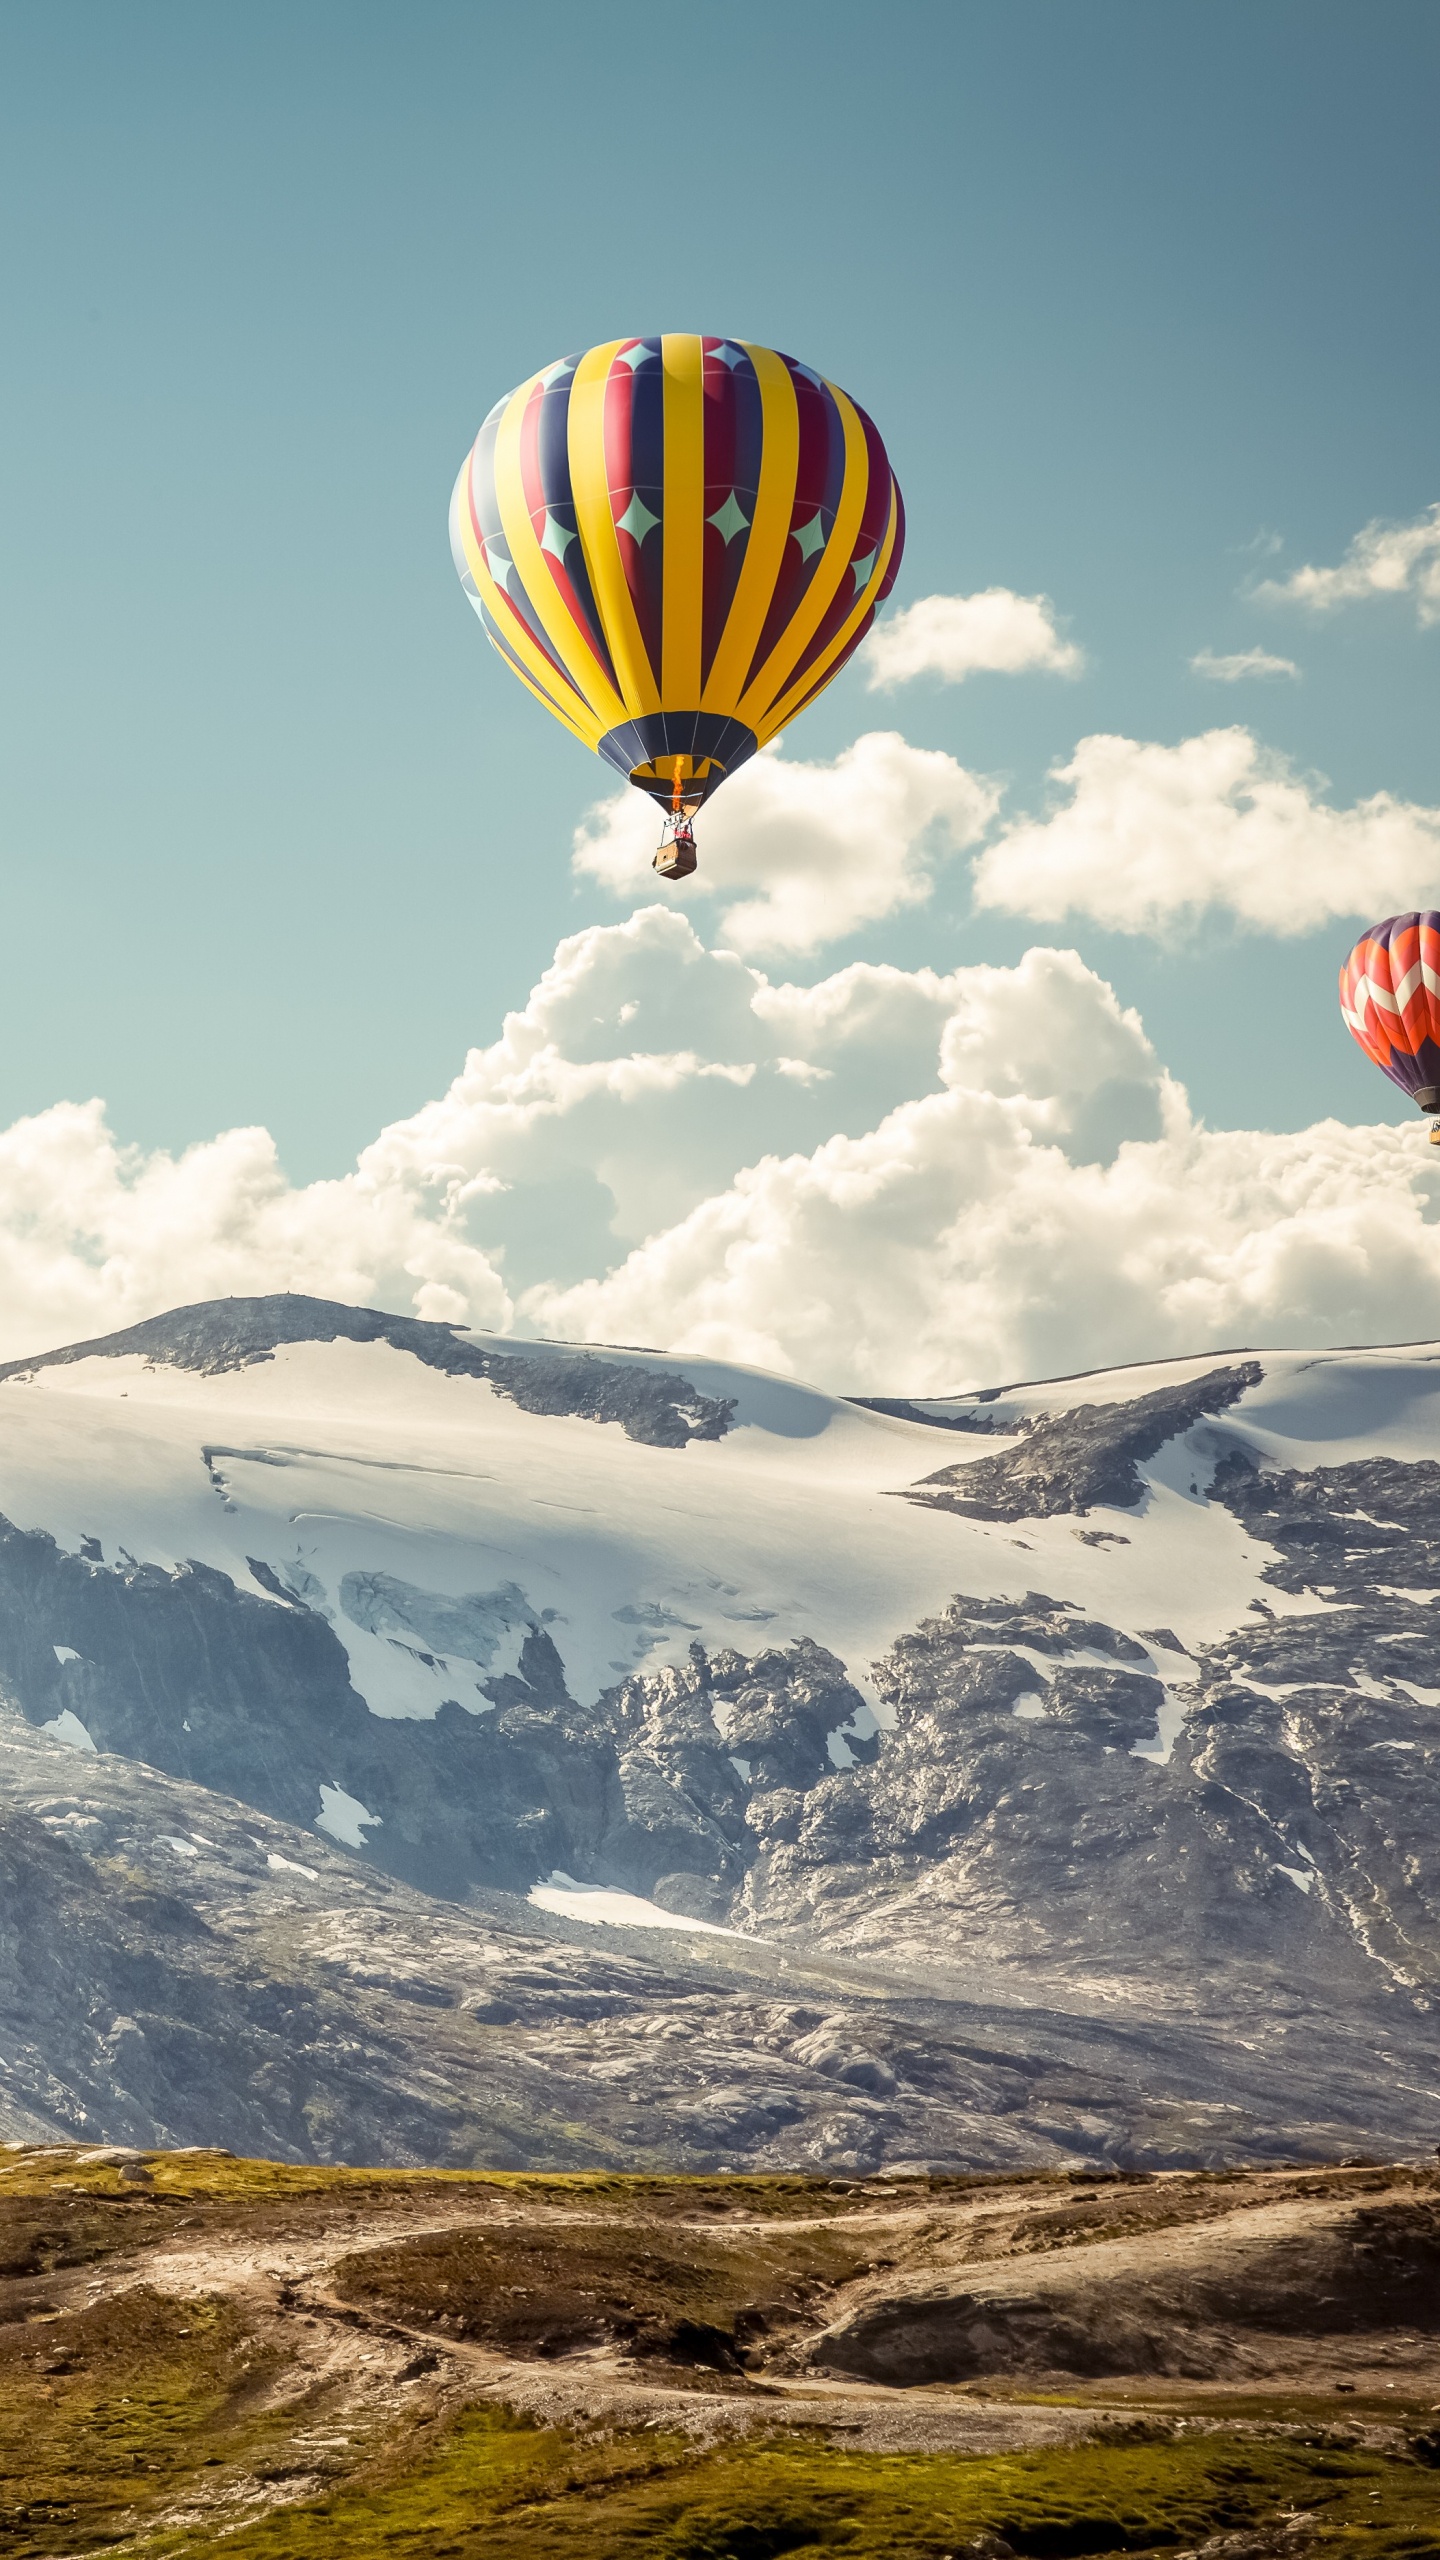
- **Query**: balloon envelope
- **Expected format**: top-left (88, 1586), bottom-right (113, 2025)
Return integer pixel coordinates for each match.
top-left (1339, 912), bottom-right (1440, 1102)
top-left (450, 335), bottom-right (904, 809)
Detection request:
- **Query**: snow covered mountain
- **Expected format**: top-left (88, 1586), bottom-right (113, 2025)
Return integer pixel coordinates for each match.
top-left (0, 1293), bottom-right (1437, 2169)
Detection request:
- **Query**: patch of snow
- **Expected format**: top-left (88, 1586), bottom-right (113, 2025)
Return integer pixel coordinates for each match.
top-left (343, 1569), bottom-right (536, 1665)
top-left (1131, 1691), bottom-right (1190, 1766)
top-left (728, 1754), bottom-right (753, 1782)
top-left (528, 1870), bottom-right (749, 1938)
top-left (1392, 1679), bottom-right (1440, 1707)
top-left (160, 1835), bottom-right (199, 1858)
top-left (52, 1644), bottom-right (81, 1665)
top-left (315, 1783), bottom-right (382, 1849)
top-left (1012, 1692), bottom-right (1048, 1721)
top-left (1128, 1629), bottom-right (1201, 1766)
top-left (1369, 1738), bottom-right (1418, 1750)
top-left (268, 1850), bottom-right (319, 1879)
top-left (1223, 1353), bottom-right (1440, 1466)
top-left (841, 1697), bottom-right (880, 1745)
top-left (40, 1709), bottom-right (96, 1754)
top-left (1275, 1862), bottom-right (1314, 1894)
top-left (334, 1568), bottom-right (534, 1720)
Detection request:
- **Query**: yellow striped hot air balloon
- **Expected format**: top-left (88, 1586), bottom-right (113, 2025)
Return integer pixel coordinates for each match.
top-left (450, 335), bottom-right (905, 876)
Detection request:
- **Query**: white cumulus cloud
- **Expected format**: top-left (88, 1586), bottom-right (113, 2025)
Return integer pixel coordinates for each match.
top-left (1190, 647), bottom-right (1299, 682)
top-left (971, 726), bottom-right (1440, 937)
top-left (572, 731), bottom-right (998, 956)
top-left (863, 588), bottom-right (1083, 688)
top-left (520, 937), bottom-right (1440, 1391)
top-left (529, 1100), bottom-right (1440, 1397)
top-left (1256, 502), bottom-right (1440, 625)
top-left (0, 1099), bottom-right (511, 1363)
top-left (2, 914), bottom-right (1438, 1399)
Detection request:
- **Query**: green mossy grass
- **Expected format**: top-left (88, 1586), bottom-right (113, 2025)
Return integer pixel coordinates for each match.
top-left (151, 2410), bottom-right (1440, 2560)
top-left (4, 2156), bottom-right (1439, 2557)
top-left (0, 2149), bottom-right (921, 2213)
top-left (0, 2285), bottom-right (308, 2558)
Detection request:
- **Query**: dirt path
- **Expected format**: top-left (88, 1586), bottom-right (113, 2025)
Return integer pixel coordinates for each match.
top-left (47, 2194), bottom-right (1126, 2454)
top-left (13, 2161), bottom-right (1440, 2471)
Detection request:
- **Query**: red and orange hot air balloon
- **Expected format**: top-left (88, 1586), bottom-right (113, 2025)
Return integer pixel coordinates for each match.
top-left (1340, 912), bottom-right (1440, 1142)
top-left (450, 335), bottom-right (905, 878)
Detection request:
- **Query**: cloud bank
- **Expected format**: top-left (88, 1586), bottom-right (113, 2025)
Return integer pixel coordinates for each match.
top-left (863, 588), bottom-right (1083, 688)
top-left (974, 727), bottom-right (1440, 937)
top-left (1256, 502), bottom-right (1440, 625)
top-left (572, 731), bottom-right (998, 955)
top-left (578, 719), bottom-right (1440, 952)
top-left (4, 907), bottom-right (1440, 1395)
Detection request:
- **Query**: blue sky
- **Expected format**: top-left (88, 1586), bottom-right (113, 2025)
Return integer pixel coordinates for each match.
top-left (1, 0), bottom-right (1436, 1196)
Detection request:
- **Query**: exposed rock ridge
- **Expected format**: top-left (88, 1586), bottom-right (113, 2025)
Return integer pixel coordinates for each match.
top-left (0, 1293), bottom-right (735, 1448)
top-left (846, 1397), bottom-right (1007, 1434)
top-left (908, 1361), bottom-right (1265, 1520)
top-left (706, 1572), bottom-right (1440, 2050)
top-left (1195, 1447), bottom-right (1440, 1995)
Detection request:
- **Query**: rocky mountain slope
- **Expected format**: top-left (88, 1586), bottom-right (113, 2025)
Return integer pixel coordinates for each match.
top-left (0, 1294), bottom-right (1437, 2167)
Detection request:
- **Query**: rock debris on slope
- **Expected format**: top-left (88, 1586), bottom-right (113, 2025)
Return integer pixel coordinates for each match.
top-left (908, 1363), bottom-right (1264, 1519)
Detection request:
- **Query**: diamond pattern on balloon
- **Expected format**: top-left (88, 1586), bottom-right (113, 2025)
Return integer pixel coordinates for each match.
top-left (615, 491), bottom-right (661, 544)
top-left (707, 491), bottom-right (751, 545)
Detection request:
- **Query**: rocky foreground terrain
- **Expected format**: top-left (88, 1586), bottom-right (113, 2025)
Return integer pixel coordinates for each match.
top-left (1, 2145), bottom-right (1437, 2556)
top-left (0, 1294), bottom-right (1437, 2171)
